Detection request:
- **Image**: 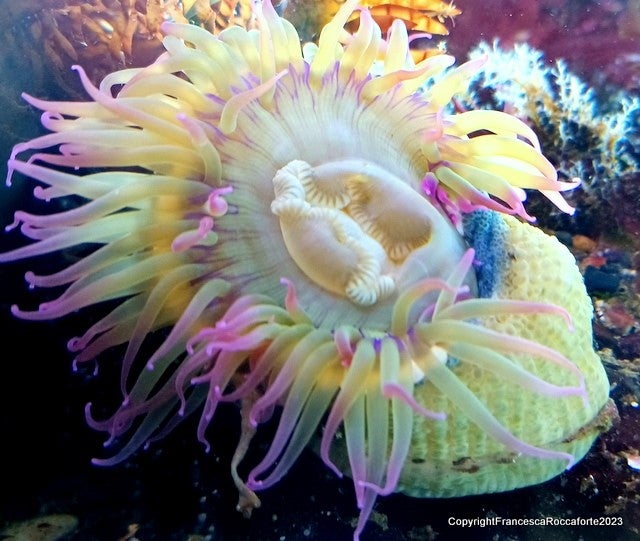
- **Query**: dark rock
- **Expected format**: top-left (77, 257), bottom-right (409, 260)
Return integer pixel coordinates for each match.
top-left (554, 230), bottom-right (573, 247)
top-left (584, 266), bottom-right (622, 293)
top-left (618, 332), bottom-right (640, 359)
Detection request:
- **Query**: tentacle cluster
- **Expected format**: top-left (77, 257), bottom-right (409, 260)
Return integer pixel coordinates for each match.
top-left (90, 247), bottom-right (584, 540)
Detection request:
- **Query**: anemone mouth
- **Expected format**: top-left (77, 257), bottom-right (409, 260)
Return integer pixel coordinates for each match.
top-left (0, 1), bottom-right (593, 540)
top-left (199, 51), bottom-right (474, 328)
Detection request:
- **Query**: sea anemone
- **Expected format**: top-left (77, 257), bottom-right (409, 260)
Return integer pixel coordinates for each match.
top-left (0, 1), bottom-right (607, 539)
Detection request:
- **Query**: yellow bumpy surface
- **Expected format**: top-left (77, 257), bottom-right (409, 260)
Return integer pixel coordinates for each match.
top-left (398, 215), bottom-right (611, 497)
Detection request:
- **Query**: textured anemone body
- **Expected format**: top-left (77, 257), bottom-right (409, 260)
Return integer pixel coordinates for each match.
top-left (1, 1), bottom-right (609, 539)
top-left (388, 215), bottom-right (610, 497)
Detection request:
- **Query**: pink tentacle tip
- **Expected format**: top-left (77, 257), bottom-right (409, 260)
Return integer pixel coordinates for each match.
top-left (558, 308), bottom-right (575, 333)
top-left (320, 434), bottom-right (344, 478)
top-left (418, 303), bottom-right (436, 323)
top-left (253, 401), bottom-right (276, 426)
top-left (84, 401), bottom-right (95, 420)
top-left (246, 476), bottom-right (263, 490)
top-left (357, 479), bottom-right (395, 496)
top-left (321, 453), bottom-right (343, 479)
top-left (198, 436), bottom-right (212, 454)
top-left (33, 186), bottom-right (51, 202)
top-left (280, 276), bottom-right (310, 322)
top-left (5, 213), bottom-right (23, 232)
top-left (159, 20), bottom-right (173, 33)
top-left (334, 328), bottom-right (354, 367)
top-left (38, 301), bottom-right (55, 312)
top-left (187, 327), bottom-right (217, 352)
top-left (67, 337), bottom-right (82, 352)
top-left (205, 186), bottom-right (233, 217)
top-left (565, 453), bottom-right (577, 470)
top-left (186, 335), bottom-right (203, 355)
top-left (421, 172), bottom-right (438, 195)
top-left (71, 64), bottom-right (86, 77)
top-left (190, 372), bottom-right (208, 385)
top-left (5, 161), bottom-right (17, 186)
top-left (24, 271), bottom-right (38, 289)
top-left (280, 276), bottom-right (297, 304)
top-left (455, 284), bottom-right (471, 299)
top-left (92, 361), bottom-right (99, 376)
top-left (248, 403), bottom-right (263, 428)
top-left (578, 385), bottom-right (590, 409)
top-left (171, 217), bottom-right (215, 253)
top-left (381, 383), bottom-right (447, 421)
top-left (408, 31), bottom-right (433, 43)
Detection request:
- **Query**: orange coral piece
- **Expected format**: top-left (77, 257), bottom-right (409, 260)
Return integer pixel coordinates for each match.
top-left (355, 0), bottom-right (461, 34)
top-left (341, 0), bottom-right (461, 62)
